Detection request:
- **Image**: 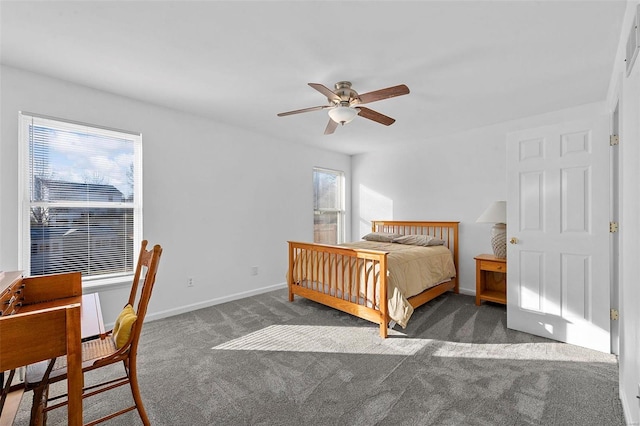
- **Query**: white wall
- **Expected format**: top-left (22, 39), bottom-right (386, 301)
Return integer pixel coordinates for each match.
top-left (350, 3), bottom-right (639, 423)
top-left (3, 18), bottom-right (638, 419)
top-left (607, 2), bottom-right (640, 424)
top-left (0, 65), bottom-right (351, 324)
top-left (351, 102), bottom-right (607, 295)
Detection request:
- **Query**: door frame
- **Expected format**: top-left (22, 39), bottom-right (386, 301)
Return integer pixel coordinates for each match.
top-left (609, 99), bottom-right (621, 355)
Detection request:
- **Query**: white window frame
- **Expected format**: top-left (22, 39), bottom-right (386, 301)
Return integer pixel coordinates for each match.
top-left (313, 167), bottom-right (345, 244)
top-left (18, 112), bottom-right (143, 286)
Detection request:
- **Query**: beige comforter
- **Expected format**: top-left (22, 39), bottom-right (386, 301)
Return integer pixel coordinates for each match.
top-left (291, 241), bottom-right (456, 328)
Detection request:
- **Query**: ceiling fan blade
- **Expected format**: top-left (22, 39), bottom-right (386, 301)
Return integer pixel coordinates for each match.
top-left (357, 107), bottom-right (396, 126)
top-left (324, 118), bottom-right (339, 135)
top-left (309, 83), bottom-right (341, 102)
top-left (277, 105), bottom-right (329, 117)
top-left (356, 84), bottom-right (410, 105)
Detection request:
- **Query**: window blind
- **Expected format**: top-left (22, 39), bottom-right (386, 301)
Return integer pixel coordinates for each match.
top-left (20, 113), bottom-right (142, 280)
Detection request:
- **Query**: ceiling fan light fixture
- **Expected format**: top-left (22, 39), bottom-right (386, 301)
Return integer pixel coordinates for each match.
top-left (277, 81), bottom-right (409, 134)
top-left (328, 106), bottom-right (358, 125)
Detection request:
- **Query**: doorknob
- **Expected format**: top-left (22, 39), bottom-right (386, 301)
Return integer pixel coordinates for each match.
top-left (509, 237), bottom-right (518, 244)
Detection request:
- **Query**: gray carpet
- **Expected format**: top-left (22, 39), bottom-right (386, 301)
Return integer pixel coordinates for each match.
top-left (14, 289), bottom-right (624, 425)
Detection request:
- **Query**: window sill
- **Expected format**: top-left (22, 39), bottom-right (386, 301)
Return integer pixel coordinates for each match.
top-left (82, 274), bottom-right (132, 292)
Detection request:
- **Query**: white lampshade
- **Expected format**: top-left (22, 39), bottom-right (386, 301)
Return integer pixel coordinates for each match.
top-left (328, 106), bottom-right (358, 125)
top-left (477, 201), bottom-right (507, 258)
top-left (476, 201), bottom-right (506, 224)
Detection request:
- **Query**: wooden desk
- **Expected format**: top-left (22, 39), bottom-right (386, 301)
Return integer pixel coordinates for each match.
top-left (474, 254), bottom-right (507, 305)
top-left (0, 271), bottom-right (104, 425)
top-left (14, 292), bottom-right (105, 341)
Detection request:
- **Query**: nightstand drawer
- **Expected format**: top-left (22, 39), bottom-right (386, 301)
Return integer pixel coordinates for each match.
top-left (480, 260), bottom-right (506, 273)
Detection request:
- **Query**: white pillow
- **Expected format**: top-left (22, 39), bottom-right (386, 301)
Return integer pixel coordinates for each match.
top-left (392, 234), bottom-right (445, 246)
top-left (362, 232), bottom-right (402, 242)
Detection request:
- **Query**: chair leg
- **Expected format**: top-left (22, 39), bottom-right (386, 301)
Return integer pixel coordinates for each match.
top-left (29, 384), bottom-right (49, 426)
top-left (127, 361), bottom-right (150, 426)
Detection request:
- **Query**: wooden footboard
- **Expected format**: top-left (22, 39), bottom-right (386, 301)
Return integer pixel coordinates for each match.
top-left (287, 221), bottom-right (459, 338)
top-left (288, 241), bottom-right (390, 337)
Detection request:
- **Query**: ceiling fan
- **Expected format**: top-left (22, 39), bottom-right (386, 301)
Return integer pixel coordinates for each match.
top-left (277, 81), bottom-right (410, 135)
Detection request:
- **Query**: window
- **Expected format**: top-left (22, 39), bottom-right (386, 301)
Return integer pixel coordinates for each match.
top-left (19, 113), bottom-right (142, 282)
top-left (313, 167), bottom-right (345, 244)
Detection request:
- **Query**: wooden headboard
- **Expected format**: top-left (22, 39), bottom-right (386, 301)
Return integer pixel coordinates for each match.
top-left (371, 220), bottom-right (459, 285)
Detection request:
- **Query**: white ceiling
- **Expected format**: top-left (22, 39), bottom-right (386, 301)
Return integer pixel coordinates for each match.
top-left (0, 1), bottom-right (627, 155)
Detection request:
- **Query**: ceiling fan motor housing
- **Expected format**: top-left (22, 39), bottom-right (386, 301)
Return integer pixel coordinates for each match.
top-left (333, 81), bottom-right (360, 105)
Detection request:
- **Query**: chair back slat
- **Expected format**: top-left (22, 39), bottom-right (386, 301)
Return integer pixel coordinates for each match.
top-left (126, 240), bottom-right (162, 352)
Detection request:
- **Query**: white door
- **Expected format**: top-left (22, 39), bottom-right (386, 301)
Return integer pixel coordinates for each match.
top-left (506, 117), bottom-right (610, 353)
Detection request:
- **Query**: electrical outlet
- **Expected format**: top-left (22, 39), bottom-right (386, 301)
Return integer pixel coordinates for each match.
top-left (250, 266), bottom-right (259, 276)
top-left (187, 277), bottom-right (194, 287)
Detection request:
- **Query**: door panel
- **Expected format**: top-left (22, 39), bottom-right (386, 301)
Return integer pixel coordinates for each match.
top-left (520, 171), bottom-right (544, 231)
top-left (519, 250), bottom-right (544, 312)
top-left (507, 117), bottom-right (610, 353)
top-left (561, 253), bottom-right (589, 320)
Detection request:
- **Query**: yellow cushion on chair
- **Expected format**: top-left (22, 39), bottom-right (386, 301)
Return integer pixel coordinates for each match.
top-left (113, 304), bottom-right (134, 334)
top-left (113, 304), bottom-right (137, 349)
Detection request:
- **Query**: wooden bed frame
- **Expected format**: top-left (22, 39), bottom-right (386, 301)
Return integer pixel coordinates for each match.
top-left (287, 221), bottom-right (459, 338)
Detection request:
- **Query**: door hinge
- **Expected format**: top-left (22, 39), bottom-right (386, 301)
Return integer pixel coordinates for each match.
top-left (610, 308), bottom-right (619, 321)
top-left (610, 222), bottom-right (619, 233)
top-left (610, 134), bottom-right (619, 146)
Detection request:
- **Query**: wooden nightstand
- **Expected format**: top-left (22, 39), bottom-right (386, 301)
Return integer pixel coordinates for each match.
top-left (474, 254), bottom-right (507, 306)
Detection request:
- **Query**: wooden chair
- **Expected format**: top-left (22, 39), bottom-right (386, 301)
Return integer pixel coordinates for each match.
top-left (26, 240), bottom-right (163, 426)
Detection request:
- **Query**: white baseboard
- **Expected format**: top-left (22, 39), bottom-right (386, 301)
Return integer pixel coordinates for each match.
top-left (143, 283), bottom-right (474, 325)
top-left (113, 284), bottom-right (474, 328)
top-left (144, 282), bottom-right (288, 323)
top-left (458, 287), bottom-right (475, 297)
top-left (620, 386), bottom-right (640, 425)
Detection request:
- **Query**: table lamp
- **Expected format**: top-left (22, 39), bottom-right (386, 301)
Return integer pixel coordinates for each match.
top-left (476, 201), bottom-right (507, 258)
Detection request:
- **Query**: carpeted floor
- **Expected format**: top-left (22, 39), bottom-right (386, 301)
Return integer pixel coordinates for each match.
top-left (14, 289), bottom-right (625, 425)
